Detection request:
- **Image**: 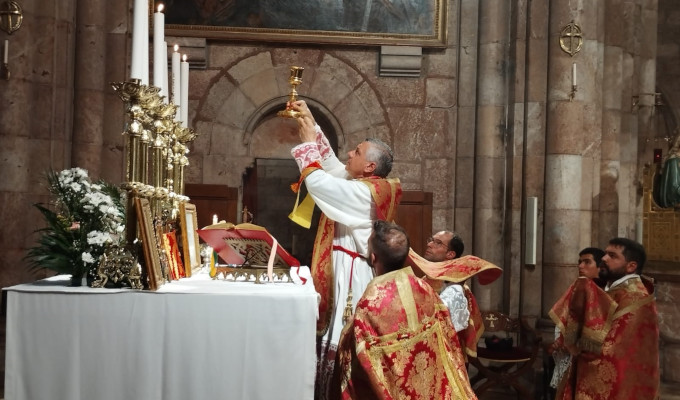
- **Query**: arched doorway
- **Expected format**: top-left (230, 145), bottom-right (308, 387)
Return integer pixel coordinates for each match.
top-left (243, 102), bottom-right (341, 266)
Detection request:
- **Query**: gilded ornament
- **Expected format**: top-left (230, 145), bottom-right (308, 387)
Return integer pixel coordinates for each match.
top-left (0, 1), bottom-right (22, 35)
top-left (559, 20), bottom-right (583, 57)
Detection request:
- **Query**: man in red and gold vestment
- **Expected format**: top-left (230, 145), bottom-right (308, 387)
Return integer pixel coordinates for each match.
top-left (549, 237), bottom-right (659, 399)
top-left (288, 100), bottom-right (402, 399)
top-left (332, 220), bottom-right (477, 400)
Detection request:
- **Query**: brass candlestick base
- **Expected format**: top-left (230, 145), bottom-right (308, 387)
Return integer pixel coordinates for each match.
top-left (277, 66), bottom-right (304, 119)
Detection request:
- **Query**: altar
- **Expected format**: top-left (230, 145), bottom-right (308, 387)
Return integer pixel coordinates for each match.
top-left (4, 269), bottom-right (318, 400)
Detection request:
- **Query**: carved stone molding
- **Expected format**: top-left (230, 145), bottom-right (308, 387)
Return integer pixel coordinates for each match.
top-left (379, 46), bottom-right (422, 77)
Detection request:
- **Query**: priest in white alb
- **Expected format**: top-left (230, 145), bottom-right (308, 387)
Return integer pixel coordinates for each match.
top-left (287, 100), bottom-right (402, 400)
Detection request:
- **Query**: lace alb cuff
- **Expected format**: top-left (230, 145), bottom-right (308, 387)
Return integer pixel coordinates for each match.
top-left (291, 142), bottom-right (321, 171)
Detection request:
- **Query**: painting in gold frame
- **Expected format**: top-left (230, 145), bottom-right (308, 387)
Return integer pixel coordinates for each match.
top-left (162, 231), bottom-right (186, 280)
top-left (135, 197), bottom-right (164, 291)
top-left (154, 0), bottom-right (447, 48)
top-left (180, 202), bottom-right (201, 277)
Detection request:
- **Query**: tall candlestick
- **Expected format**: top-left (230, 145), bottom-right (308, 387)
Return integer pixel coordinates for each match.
top-left (180, 54), bottom-right (189, 128)
top-left (162, 42), bottom-right (169, 104)
top-left (3, 40), bottom-right (7, 64)
top-left (130, 0), bottom-right (149, 83)
top-left (572, 62), bottom-right (577, 87)
top-left (142, 1), bottom-right (149, 85)
top-left (172, 45), bottom-right (181, 119)
top-left (153, 5), bottom-right (165, 92)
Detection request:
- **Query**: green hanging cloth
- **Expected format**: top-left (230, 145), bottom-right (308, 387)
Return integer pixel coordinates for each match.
top-left (654, 155), bottom-right (680, 208)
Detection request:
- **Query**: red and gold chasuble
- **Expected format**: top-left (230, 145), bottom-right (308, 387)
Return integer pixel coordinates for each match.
top-left (333, 267), bottom-right (477, 400)
top-left (550, 276), bottom-right (660, 400)
top-left (458, 285), bottom-right (483, 358)
top-left (407, 251), bottom-right (502, 357)
top-left (292, 164), bottom-right (402, 335)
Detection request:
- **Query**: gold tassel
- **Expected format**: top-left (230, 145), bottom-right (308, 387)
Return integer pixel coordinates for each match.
top-left (342, 288), bottom-right (353, 324)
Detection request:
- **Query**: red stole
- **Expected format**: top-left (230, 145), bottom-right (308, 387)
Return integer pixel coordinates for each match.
top-left (309, 174), bottom-right (401, 336)
top-left (458, 285), bottom-right (483, 358)
top-left (551, 276), bottom-right (660, 399)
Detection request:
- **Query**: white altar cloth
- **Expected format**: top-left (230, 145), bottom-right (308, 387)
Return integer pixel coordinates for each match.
top-left (4, 268), bottom-right (318, 400)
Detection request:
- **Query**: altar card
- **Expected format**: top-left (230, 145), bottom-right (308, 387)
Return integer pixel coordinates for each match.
top-left (197, 223), bottom-right (300, 268)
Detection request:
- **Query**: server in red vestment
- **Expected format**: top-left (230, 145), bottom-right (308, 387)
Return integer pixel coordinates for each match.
top-left (416, 231), bottom-right (487, 359)
top-left (549, 237), bottom-right (659, 399)
top-left (332, 220), bottom-right (477, 400)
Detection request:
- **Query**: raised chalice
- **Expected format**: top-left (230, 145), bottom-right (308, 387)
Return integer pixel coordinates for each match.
top-left (277, 66), bottom-right (304, 119)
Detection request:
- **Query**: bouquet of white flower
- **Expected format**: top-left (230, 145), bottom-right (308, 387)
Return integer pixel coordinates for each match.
top-left (25, 168), bottom-right (126, 286)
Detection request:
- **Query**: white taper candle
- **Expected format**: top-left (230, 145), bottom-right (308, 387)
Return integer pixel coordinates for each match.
top-left (180, 54), bottom-right (189, 128)
top-left (130, 0), bottom-right (148, 83)
top-left (172, 45), bottom-right (181, 120)
top-left (153, 5), bottom-right (165, 91)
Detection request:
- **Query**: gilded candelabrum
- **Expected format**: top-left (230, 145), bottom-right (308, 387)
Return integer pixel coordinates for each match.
top-left (112, 79), bottom-right (198, 289)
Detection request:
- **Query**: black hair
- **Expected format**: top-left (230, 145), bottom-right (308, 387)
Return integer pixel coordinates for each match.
top-left (371, 220), bottom-right (409, 273)
top-left (579, 247), bottom-right (605, 266)
top-left (608, 237), bottom-right (646, 273)
top-left (448, 233), bottom-right (464, 259)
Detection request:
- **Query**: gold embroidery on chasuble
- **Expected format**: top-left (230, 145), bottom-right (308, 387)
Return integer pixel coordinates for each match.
top-left (359, 178), bottom-right (402, 221)
top-left (341, 268), bottom-right (476, 399)
top-left (312, 213), bottom-right (335, 335)
top-left (554, 276), bottom-right (660, 400)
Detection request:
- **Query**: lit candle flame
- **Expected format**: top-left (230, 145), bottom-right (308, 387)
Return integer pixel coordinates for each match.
top-left (174, 44), bottom-right (179, 52)
top-left (182, 54), bottom-right (187, 62)
top-left (157, 4), bottom-right (164, 12)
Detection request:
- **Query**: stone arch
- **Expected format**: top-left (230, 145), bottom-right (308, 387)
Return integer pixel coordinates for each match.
top-left (244, 96), bottom-right (345, 158)
top-left (192, 51), bottom-right (390, 263)
top-left (196, 50), bottom-right (390, 174)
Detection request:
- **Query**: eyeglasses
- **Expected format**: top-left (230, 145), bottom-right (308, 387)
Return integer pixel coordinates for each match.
top-left (427, 237), bottom-right (449, 249)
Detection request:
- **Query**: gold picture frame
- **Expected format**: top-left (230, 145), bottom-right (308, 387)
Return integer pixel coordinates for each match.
top-left (180, 202), bottom-right (201, 277)
top-left (135, 197), bottom-right (164, 291)
top-left (154, 0), bottom-right (447, 48)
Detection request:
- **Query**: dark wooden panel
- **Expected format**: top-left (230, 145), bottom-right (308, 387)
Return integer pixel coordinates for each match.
top-left (395, 191), bottom-right (433, 255)
top-left (184, 184), bottom-right (239, 229)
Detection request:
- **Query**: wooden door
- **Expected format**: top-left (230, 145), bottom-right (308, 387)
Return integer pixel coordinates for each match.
top-left (396, 191), bottom-right (433, 255)
top-left (184, 184), bottom-right (238, 229)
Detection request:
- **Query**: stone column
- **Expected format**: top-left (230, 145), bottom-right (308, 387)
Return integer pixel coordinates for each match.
top-left (0, 1), bottom-right (77, 287)
top-left (518, 0), bottom-right (550, 318)
top-left (599, 0), bottom-right (656, 244)
top-left (541, 1), bottom-right (598, 315)
top-left (71, 1), bottom-right (107, 177)
top-left (472, 0), bottom-right (511, 312)
top-left (101, 0), bottom-right (130, 184)
top-left (454, 0), bottom-right (479, 271)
